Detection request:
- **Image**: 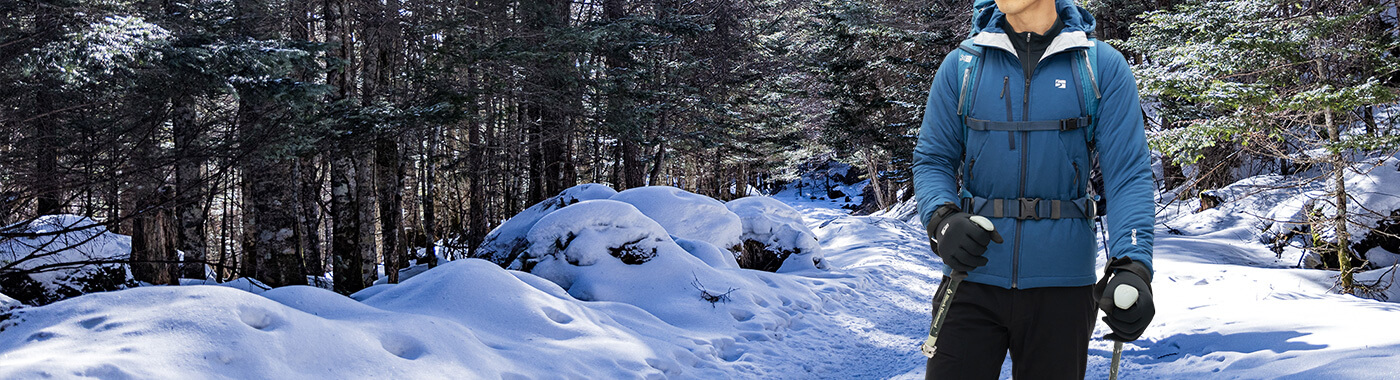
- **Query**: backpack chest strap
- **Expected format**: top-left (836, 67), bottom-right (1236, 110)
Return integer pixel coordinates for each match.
top-left (965, 115), bottom-right (1093, 132)
top-left (961, 196), bottom-right (1097, 220)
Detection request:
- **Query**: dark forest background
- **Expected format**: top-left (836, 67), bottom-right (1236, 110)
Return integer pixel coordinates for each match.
top-left (4, 0), bottom-right (1396, 299)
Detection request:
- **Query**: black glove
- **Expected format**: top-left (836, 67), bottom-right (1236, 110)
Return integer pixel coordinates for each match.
top-left (927, 203), bottom-right (1004, 273)
top-left (1094, 257), bottom-right (1154, 342)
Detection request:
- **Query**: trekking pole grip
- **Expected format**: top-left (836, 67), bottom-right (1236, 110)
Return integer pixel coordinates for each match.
top-left (921, 270), bottom-right (968, 358)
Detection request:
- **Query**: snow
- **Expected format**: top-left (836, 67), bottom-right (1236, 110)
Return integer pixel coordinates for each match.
top-left (473, 183), bottom-right (618, 265)
top-left (0, 215), bottom-right (133, 304)
top-left (727, 196), bottom-right (827, 272)
top-left (515, 199), bottom-right (815, 332)
top-left (179, 278), bottom-right (271, 295)
top-left (7, 169), bottom-right (1400, 379)
top-left (674, 237), bottom-right (740, 269)
top-left (1327, 156), bottom-right (1400, 243)
top-left (611, 186), bottom-right (745, 251)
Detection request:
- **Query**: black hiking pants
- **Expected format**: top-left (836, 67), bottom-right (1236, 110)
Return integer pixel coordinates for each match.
top-left (924, 277), bottom-right (1096, 380)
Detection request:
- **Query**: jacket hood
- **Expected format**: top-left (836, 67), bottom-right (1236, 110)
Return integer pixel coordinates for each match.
top-left (972, 0), bottom-right (1097, 36)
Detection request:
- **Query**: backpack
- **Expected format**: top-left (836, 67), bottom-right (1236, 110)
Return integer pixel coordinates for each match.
top-left (953, 1), bottom-right (1108, 217)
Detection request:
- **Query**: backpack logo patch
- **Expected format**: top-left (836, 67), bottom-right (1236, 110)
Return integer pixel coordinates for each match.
top-left (1055, 79), bottom-right (1067, 89)
top-left (961, 55), bottom-right (973, 63)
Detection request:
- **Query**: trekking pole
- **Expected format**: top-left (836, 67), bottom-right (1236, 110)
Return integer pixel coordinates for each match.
top-left (920, 270), bottom-right (968, 358)
top-left (1109, 284), bottom-right (1139, 380)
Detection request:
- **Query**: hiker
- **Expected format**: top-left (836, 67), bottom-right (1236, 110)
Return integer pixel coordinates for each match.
top-left (911, 0), bottom-right (1156, 378)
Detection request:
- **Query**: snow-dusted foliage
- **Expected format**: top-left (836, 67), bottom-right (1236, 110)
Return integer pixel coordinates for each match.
top-left (726, 196), bottom-right (825, 272)
top-left (610, 186), bottom-right (745, 252)
top-left (472, 183), bottom-right (618, 266)
top-left (0, 215), bottom-right (135, 305)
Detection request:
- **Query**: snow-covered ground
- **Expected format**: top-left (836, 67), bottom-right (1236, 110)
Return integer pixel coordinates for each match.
top-left (4, 164), bottom-right (1400, 378)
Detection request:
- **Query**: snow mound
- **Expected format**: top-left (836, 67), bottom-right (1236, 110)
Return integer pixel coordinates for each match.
top-left (0, 259), bottom-right (729, 379)
top-left (0, 215), bottom-right (134, 305)
top-left (675, 237), bottom-right (740, 269)
top-left (610, 186), bottom-right (744, 252)
top-left (472, 183), bottom-right (618, 266)
top-left (727, 196), bottom-right (826, 272)
top-left (179, 277), bottom-right (272, 294)
top-left (0, 254), bottom-right (840, 379)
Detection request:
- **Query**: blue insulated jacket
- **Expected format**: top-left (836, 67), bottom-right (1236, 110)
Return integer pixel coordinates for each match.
top-left (912, 0), bottom-right (1154, 289)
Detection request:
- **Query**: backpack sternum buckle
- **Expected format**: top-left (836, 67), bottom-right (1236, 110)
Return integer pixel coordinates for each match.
top-left (1017, 198), bottom-right (1041, 220)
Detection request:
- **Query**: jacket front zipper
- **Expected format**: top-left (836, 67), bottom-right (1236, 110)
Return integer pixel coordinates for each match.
top-left (973, 31), bottom-right (1092, 289)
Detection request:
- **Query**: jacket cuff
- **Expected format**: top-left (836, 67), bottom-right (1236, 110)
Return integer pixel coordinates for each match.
top-left (925, 202), bottom-right (962, 238)
top-left (1108, 257), bottom-right (1152, 285)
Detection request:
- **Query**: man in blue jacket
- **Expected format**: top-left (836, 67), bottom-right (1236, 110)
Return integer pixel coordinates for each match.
top-left (912, 0), bottom-right (1155, 378)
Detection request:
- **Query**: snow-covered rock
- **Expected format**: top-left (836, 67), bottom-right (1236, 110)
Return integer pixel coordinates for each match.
top-left (472, 183), bottom-right (618, 266)
top-left (610, 186), bottom-right (744, 252)
top-left (1364, 247), bottom-right (1400, 268)
top-left (0, 215), bottom-right (134, 305)
top-left (515, 199), bottom-right (816, 330)
top-left (726, 196), bottom-right (825, 272)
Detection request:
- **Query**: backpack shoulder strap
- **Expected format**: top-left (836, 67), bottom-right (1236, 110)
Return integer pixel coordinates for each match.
top-left (1077, 41), bottom-right (1102, 147)
top-left (955, 39), bottom-right (984, 141)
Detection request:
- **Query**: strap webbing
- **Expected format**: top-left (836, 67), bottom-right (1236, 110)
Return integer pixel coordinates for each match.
top-left (965, 116), bottom-right (1093, 132)
top-left (964, 196), bottom-right (1096, 220)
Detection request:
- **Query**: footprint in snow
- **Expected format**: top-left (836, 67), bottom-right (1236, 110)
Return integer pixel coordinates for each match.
top-left (379, 333), bottom-right (427, 360)
top-left (237, 305), bottom-right (280, 331)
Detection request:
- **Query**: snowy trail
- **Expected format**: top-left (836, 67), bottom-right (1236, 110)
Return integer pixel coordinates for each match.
top-left (781, 198), bottom-right (943, 379)
top-left (780, 192), bottom-right (1400, 380)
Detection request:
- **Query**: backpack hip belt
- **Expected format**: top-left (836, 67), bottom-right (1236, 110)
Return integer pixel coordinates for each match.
top-left (961, 196), bottom-right (1097, 220)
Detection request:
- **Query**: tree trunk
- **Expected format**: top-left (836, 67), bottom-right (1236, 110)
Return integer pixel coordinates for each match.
top-left (330, 154), bottom-right (362, 294)
top-left (648, 140), bottom-right (667, 187)
top-left (864, 148), bottom-right (890, 211)
top-left (236, 0), bottom-right (306, 288)
top-left (1328, 107), bottom-right (1355, 293)
top-left (29, 6), bottom-right (63, 217)
top-left (623, 139), bottom-right (644, 189)
top-left (422, 125), bottom-right (439, 267)
top-left (296, 156), bottom-right (324, 279)
top-left (355, 151), bottom-right (379, 286)
top-left (375, 135), bottom-right (403, 283)
top-left (174, 94), bottom-right (208, 280)
top-left (132, 184), bottom-right (179, 285)
top-left (465, 67), bottom-right (487, 259)
top-left (34, 84), bottom-right (62, 216)
top-left (131, 115), bottom-right (179, 285)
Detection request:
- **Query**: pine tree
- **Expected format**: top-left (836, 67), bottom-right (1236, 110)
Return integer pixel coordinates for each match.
top-left (1127, 0), bottom-right (1400, 293)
